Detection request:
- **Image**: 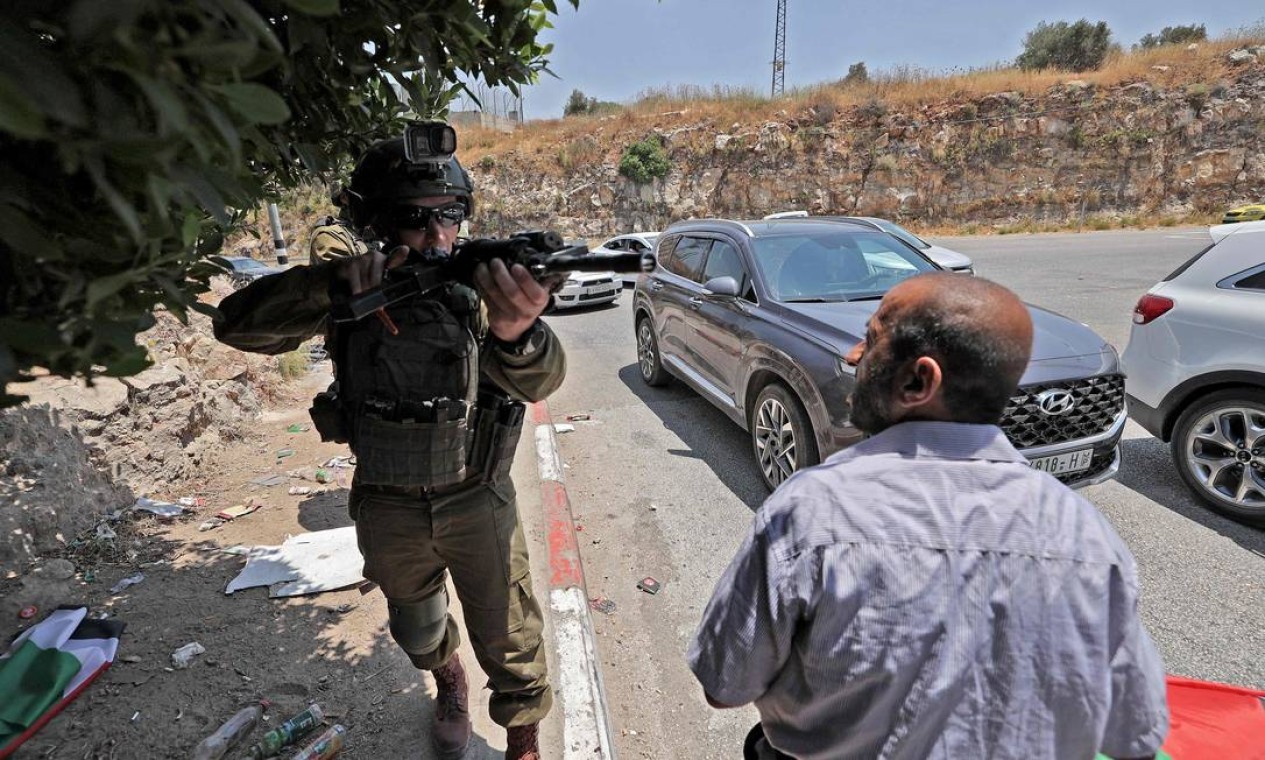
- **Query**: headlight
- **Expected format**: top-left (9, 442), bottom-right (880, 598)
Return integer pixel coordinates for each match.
top-left (563, 277), bottom-right (580, 287)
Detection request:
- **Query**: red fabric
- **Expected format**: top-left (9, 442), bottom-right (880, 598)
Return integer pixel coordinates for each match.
top-left (1162, 675), bottom-right (1265, 760)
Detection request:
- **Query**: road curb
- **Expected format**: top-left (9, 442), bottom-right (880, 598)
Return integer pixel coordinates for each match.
top-left (530, 400), bottom-right (617, 760)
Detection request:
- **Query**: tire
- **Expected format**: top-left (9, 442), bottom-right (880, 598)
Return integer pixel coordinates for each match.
top-left (1170, 388), bottom-right (1265, 526)
top-left (750, 383), bottom-right (820, 491)
top-left (636, 315), bottom-right (671, 387)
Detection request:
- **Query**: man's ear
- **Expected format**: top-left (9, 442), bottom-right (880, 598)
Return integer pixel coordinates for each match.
top-left (895, 356), bottom-right (943, 410)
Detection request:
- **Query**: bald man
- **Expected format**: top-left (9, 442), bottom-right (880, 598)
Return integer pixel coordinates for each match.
top-left (689, 274), bottom-right (1169, 759)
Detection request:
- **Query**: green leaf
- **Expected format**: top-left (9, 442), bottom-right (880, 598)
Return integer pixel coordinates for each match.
top-left (0, 74), bottom-right (46, 138)
top-left (284, 0), bottom-right (341, 16)
top-left (213, 83), bottom-right (291, 125)
top-left (86, 270), bottom-right (140, 310)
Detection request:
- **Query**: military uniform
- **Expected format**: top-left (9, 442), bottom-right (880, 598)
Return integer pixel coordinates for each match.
top-left (308, 216), bottom-right (367, 265)
top-left (213, 261), bottom-right (565, 728)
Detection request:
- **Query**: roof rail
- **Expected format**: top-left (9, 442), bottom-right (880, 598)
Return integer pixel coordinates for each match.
top-left (763, 210), bottom-right (810, 219)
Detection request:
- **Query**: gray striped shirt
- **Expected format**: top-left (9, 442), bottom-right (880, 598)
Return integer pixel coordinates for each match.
top-left (689, 422), bottom-right (1168, 759)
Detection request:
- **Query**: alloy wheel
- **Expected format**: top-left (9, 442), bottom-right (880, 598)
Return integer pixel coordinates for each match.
top-left (754, 396), bottom-right (797, 488)
top-left (637, 321), bottom-right (656, 381)
top-left (1182, 406), bottom-right (1265, 511)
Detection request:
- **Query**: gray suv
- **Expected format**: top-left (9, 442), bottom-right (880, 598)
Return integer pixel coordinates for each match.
top-left (633, 217), bottom-right (1125, 491)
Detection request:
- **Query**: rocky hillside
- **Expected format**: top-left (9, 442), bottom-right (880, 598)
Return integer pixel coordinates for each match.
top-left (465, 45), bottom-right (1265, 238)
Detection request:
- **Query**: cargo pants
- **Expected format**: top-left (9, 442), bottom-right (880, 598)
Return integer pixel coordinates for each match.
top-left (348, 473), bottom-right (552, 727)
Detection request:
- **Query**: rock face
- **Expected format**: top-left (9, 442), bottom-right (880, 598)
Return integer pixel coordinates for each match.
top-left (474, 66), bottom-right (1265, 236)
top-left (0, 304), bottom-right (271, 577)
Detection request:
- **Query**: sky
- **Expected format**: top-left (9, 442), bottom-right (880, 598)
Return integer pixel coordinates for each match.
top-left (501, 0), bottom-right (1264, 120)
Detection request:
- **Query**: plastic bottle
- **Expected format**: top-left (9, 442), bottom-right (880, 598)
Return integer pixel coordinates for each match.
top-left (242, 703), bottom-right (325, 759)
top-left (191, 705), bottom-right (261, 760)
top-left (289, 724), bottom-right (346, 760)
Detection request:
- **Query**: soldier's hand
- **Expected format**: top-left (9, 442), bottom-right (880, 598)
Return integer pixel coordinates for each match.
top-left (335, 245), bottom-right (410, 294)
top-left (475, 259), bottom-right (559, 343)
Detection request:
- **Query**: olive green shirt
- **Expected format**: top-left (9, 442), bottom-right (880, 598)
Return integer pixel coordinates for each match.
top-left (211, 263), bottom-right (566, 403)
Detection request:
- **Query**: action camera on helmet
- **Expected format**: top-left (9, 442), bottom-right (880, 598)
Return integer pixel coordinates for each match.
top-left (404, 121), bottom-right (458, 166)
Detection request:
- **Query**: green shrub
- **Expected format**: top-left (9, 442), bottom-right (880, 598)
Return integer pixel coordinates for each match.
top-left (844, 61), bottom-right (869, 86)
top-left (618, 136), bottom-right (671, 184)
top-left (479, 155), bottom-right (496, 171)
top-left (1016, 19), bottom-right (1113, 72)
top-left (1136, 24), bottom-right (1207, 49)
top-left (277, 349), bottom-right (308, 380)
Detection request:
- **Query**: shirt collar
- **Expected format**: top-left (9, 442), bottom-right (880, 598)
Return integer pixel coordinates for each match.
top-left (851, 421), bottom-right (1027, 464)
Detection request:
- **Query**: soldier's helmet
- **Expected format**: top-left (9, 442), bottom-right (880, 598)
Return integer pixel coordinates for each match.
top-left (346, 138), bottom-right (474, 231)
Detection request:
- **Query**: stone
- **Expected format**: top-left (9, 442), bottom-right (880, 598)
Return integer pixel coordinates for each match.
top-left (1228, 49), bottom-right (1258, 65)
top-left (1151, 65), bottom-right (1171, 73)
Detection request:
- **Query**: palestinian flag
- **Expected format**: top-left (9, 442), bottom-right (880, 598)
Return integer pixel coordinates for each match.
top-left (0, 607), bottom-right (124, 758)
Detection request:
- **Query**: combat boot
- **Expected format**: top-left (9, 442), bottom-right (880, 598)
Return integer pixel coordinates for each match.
top-left (505, 723), bottom-right (540, 760)
top-left (429, 652), bottom-right (471, 759)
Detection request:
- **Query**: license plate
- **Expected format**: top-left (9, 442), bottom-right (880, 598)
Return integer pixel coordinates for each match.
top-left (1029, 448), bottom-right (1093, 475)
top-left (586, 286), bottom-right (614, 296)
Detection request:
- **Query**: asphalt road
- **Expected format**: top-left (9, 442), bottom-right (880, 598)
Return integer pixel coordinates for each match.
top-left (539, 227), bottom-right (1264, 760)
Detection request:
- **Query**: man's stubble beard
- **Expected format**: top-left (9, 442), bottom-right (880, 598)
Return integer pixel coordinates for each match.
top-left (849, 354), bottom-right (900, 436)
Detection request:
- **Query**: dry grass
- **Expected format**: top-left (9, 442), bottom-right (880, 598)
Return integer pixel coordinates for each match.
top-left (461, 29), bottom-right (1263, 175)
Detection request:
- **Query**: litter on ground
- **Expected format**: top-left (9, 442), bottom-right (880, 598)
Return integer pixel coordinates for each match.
top-left (216, 501), bottom-right (262, 521)
top-left (132, 497), bottom-right (188, 518)
top-left (108, 573), bottom-right (145, 594)
top-left (225, 526), bottom-right (363, 598)
top-left (170, 642), bottom-right (205, 669)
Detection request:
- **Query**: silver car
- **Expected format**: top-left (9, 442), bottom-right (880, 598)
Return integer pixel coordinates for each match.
top-left (1122, 221), bottom-right (1265, 525)
top-left (763, 212), bottom-right (974, 273)
top-left (842, 217), bottom-right (975, 274)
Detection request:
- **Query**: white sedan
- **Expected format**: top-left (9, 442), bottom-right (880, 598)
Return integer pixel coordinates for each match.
top-left (552, 270), bottom-right (623, 309)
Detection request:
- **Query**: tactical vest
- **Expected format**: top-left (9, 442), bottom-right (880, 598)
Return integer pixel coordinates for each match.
top-left (327, 283), bottom-right (522, 489)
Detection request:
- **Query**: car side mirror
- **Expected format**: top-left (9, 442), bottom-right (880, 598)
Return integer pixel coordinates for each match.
top-left (702, 276), bottom-right (740, 298)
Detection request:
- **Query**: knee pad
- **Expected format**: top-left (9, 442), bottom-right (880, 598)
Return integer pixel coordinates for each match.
top-left (387, 591), bottom-right (448, 656)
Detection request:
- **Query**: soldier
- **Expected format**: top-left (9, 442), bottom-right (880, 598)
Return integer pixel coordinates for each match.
top-left (213, 134), bottom-right (564, 760)
top-left (308, 187), bottom-right (368, 265)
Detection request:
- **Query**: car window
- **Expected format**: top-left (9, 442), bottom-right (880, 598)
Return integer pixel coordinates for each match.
top-left (654, 235), bottom-right (680, 270)
top-left (601, 238), bottom-right (624, 251)
top-left (751, 230), bottom-right (937, 302)
top-left (665, 236), bottom-right (710, 282)
top-left (628, 239), bottom-right (647, 252)
top-left (238, 259), bottom-right (268, 270)
top-left (1233, 267), bottom-right (1265, 291)
top-left (701, 240), bottom-right (752, 297)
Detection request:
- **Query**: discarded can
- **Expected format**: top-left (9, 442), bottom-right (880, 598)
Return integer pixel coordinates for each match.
top-left (286, 423), bottom-right (310, 433)
top-left (636, 576), bottom-right (662, 595)
top-left (191, 705), bottom-right (261, 760)
top-left (289, 724), bottom-right (346, 760)
top-left (314, 468), bottom-right (331, 484)
top-left (18, 605), bottom-right (37, 620)
top-left (244, 703), bottom-right (325, 759)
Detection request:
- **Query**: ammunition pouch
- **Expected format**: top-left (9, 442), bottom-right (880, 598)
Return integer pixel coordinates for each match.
top-left (309, 388), bottom-right (349, 444)
top-left (351, 399), bottom-right (472, 489)
top-left (468, 391), bottom-right (525, 485)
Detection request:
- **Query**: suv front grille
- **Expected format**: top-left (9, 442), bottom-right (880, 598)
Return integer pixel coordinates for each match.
top-left (1001, 374), bottom-right (1124, 448)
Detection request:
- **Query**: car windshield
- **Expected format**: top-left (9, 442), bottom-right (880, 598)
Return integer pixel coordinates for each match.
top-left (874, 220), bottom-right (930, 249)
top-left (751, 230), bottom-right (938, 302)
top-left (234, 258), bottom-right (268, 270)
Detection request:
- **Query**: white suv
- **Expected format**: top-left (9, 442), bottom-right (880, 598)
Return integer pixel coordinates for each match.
top-left (1122, 221), bottom-right (1265, 525)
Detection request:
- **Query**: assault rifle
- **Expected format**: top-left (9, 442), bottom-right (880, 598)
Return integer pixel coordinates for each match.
top-left (331, 230), bottom-right (654, 323)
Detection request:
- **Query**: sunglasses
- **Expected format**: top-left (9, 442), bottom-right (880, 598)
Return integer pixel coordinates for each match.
top-left (388, 203), bottom-right (466, 231)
